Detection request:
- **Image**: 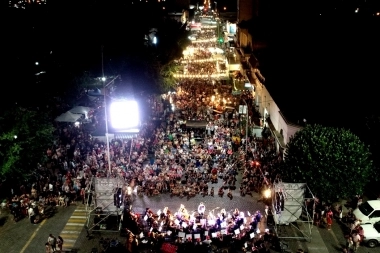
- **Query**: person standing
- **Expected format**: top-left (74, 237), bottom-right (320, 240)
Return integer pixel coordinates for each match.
top-left (57, 236), bottom-right (63, 252)
top-left (326, 209), bottom-right (333, 230)
top-left (352, 232), bottom-right (361, 252)
top-left (346, 236), bottom-right (354, 252)
top-left (28, 205), bottom-right (36, 224)
top-left (47, 234), bottom-right (57, 252)
top-left (45, 242), bottom-right (52, 253)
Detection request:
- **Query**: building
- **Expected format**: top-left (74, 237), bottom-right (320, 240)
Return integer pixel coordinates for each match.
top-left (235, 0), bottom-right (302, 152)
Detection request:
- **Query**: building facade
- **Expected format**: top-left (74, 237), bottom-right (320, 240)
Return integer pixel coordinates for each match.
top-left (236, 0), bottom-right (302, 152)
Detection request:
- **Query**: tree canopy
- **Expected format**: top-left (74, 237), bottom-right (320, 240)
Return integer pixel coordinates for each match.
top-left (283, 124), bottom-right (372, 201)
top-left (0, 107), bottom-right (54, 180)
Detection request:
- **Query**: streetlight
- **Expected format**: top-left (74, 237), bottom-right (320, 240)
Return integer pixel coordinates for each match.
top-left (103, 78), bottom-right (112, 177)
top-left (102, 75), bottom-right (121, 176)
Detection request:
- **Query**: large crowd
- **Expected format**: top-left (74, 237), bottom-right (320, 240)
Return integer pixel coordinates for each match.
top-left (1, 15), bottom-right (303, 253)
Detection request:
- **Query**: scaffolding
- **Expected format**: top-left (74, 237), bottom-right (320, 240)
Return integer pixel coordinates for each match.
top-left (271, 181), bottom-right (315, 242)
top-left (85, 176), bottom-right (126, 234)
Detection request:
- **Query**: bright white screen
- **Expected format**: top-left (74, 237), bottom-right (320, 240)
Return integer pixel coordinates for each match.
top-left (110, 100), bottom-right (139, 129)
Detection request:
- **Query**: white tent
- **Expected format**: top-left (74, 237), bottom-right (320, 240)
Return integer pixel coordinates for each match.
top-left (55, 111), bottom-right (82, 123)
top-left (69, 106), bottom-right (92, 119)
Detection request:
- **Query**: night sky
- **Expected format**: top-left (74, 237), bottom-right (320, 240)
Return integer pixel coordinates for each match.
top-left (4, 1), bottom-right (380, 133)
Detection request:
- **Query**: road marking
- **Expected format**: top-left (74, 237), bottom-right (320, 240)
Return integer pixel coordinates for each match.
top-left (66, 222), bottom-right (86, 226)
top-left (20, 219), bottom-right (47, 253)
top-left (61, 230), bottom-right (81, 234)
top-left (59, 205), bottom-right (87, 250)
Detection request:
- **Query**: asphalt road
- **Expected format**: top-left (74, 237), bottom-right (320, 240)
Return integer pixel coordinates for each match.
top-left (0, 205), bottom-right (76, 253)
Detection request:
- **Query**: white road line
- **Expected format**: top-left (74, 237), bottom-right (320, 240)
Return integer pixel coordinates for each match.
top-left (61, 239), bottom-right (77, 243)
top-left (61, 230), bottom-right (81, 234)
top-left (69, 215), bottom-right (87, 219)
top-left (66, 223), bottom-right (85, 226)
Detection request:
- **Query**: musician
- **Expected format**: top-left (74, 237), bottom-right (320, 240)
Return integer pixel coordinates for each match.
top-left (161, 207), bottom-right (170, 219)
top-left (198, 202), bottom-right (206, 216)
top-left (233, 208), bottom-right (240, 219)
top-left (179, 204), bottom-right (186, 214)
top-left (178, 204), bottom-right (189, 221)
top-left (250, 216), bottom-right (258, 232)
top-left (145, 208), bottom-right (154, 225)
top-left (220, 208), bottom-right (226, 220)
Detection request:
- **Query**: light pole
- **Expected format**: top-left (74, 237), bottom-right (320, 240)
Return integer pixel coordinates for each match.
top-left (103, 75), bottom-right (120, 177)
top-left (103, 81), bottom-right (111, 177)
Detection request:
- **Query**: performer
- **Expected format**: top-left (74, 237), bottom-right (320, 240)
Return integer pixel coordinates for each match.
top-left (178, 204), bottom-right (189, 221)
top-left (145, 208), bottom-right (154, 225)
top-left (220, 208), bottom-right (226, 220)
top-left (233, 208), bottom-right (240, 219)
top-left (198, 202), bottom-right (206, 216)
top-left (179, 204), bottom-right (187, 215)
top-left (160, 206), bottom-right (170, 220)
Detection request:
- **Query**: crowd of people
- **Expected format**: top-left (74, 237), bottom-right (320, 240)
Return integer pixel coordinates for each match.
top-left (0, 14), bottom-right (309, 253)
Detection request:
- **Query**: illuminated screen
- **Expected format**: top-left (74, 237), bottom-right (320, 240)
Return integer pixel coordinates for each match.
top-left (109, 100), bottom-right (139, 130)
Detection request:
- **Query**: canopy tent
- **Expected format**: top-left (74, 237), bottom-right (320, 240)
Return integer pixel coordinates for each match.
top-left (185, 120), bottom-right (208, 129)
top-left (55, 111), bottom-right (82, 123)
top-left (69, 106), bottom-right (92, 119)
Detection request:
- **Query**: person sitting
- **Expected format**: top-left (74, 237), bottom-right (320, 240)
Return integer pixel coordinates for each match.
top-left (227, 189), bottom-right (233, 200)
top-left (198, 202), bottom-right (206, 216)
top-left (218, 187), bottom-right (224, 197)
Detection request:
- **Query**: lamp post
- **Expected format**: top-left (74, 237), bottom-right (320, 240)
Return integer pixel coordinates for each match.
top-left (103, 75), bottom-right (120, 177)
top-left (103, 79), bottom-right (111, 177)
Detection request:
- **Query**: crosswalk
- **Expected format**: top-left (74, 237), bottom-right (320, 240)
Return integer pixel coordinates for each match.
top-left (59, 205), bottom-right (87, 251)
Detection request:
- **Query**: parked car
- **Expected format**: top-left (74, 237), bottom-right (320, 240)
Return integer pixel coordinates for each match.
top-left (362, 221), bottom-right (380, 248)
top-left (353, 200), bottom-right (380, 224)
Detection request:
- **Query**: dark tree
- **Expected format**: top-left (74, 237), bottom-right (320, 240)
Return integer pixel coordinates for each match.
top-left (283, 124), bottom-right (372, 201)
top-left (0, 107), bottom-right (54, 180)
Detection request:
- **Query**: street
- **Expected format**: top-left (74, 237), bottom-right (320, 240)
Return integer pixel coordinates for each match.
top-left (1, 174), bottom-right (379, 252)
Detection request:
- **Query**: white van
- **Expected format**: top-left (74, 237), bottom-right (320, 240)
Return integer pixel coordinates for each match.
top-left (362, 221), bottom-right (380, 248)
top-left (353, 200), bottom-right (380, 224)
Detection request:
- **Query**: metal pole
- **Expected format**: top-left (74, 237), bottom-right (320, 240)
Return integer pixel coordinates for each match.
top-left (102, 46), bottom-right (112, 177)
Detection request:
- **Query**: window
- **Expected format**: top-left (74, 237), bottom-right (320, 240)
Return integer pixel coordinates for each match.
top-left (374, 222), bottom-right (380, 233)
top-left (369, 210), bottom-right (380, 218)
top-left (359, 202), bottom-right (374, 216)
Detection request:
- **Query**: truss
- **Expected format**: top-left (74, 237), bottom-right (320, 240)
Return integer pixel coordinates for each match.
top-left (85, 176), bottom-right (126, 234)
top-left (271, 181), bottom-right (315, 242)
